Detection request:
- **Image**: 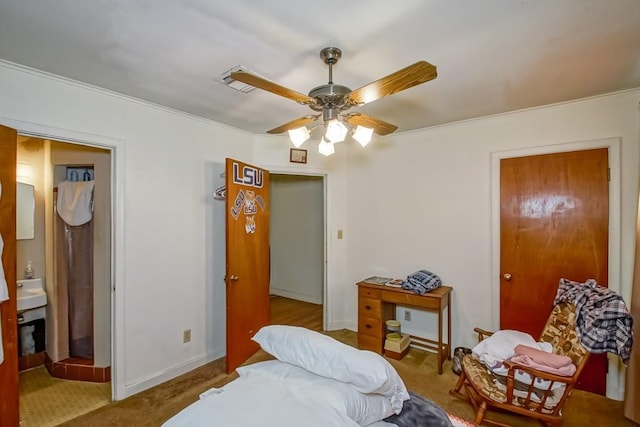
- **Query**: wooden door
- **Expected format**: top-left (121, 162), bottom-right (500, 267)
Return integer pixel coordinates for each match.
top-left (0, 124), bottom-right (19, 426)
top-left (225, 158), bottom-right (270, 373)
top-left (500, 148), bottom-right (609, 395)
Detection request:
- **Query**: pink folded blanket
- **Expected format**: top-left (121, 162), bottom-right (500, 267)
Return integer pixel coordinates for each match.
top-left (511, 345), bottom-right (576, 376)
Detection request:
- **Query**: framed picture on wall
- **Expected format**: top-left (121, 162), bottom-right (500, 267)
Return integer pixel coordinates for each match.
top-left (290, 148), bottom-right (307, 164)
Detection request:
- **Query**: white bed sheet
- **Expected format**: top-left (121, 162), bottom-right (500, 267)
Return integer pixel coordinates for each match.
top-left (163, 370), bottom-right (361, 427)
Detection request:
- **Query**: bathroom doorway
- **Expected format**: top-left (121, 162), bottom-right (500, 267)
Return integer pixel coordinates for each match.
top-left (16, 135), bottom-right (113, 425)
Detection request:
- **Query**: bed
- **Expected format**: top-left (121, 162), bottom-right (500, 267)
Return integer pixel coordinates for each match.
top-left (163, 325), bottom-right (462, 427)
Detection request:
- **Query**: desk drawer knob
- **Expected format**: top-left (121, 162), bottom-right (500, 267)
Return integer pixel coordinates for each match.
top-left (365, 305), bottom-right (372, 310)
top-left (365, 324), bottom-right (372, 329)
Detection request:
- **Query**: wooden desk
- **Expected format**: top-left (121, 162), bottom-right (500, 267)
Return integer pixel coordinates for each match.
top-left (356, 281), bottom-right (452, 374)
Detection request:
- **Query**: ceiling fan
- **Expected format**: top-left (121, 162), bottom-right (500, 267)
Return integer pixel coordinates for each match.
top-left (231, 47), bottom-right (437, 155)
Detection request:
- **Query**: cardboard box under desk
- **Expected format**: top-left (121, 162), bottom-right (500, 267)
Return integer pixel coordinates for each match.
top-left (384, 334), bottom-right (410, 360)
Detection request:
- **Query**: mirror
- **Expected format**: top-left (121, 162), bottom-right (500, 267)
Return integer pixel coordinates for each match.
top-left (17, 182), bottom-right (35, 240)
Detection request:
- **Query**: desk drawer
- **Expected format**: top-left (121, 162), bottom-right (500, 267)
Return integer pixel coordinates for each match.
top-left (357, 333), bottom-right (383, 354)
top-left (359, 286), bottom-right (381, 299)
top-left (358, 315), bottom-right (383, 339)
top-left (358, 297), bottom-right (382, 318)
top-left (381, 290), bottom-right (440, 310)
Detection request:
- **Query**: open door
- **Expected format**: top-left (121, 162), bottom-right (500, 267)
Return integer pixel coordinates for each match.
top-left (225, 158), bottom-right (270, 373)
top-left (0, 124), bottom-right (19, 426)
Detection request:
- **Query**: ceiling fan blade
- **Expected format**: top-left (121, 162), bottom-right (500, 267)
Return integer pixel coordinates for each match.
top-left (230, 70), bottom-right (315, 105)
top-left (267, 115), bottom-right (319, 134)
top-left (346, 61), bottom-right (437, 106)
top-left (344, 113), bottom-right (398, 136)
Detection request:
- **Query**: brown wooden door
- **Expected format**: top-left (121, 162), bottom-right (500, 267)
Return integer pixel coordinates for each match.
top-left (500, 148), bottom-right (609, 395)
top-left (225, 158), bottom-right (270, 373)
top-left (0, 124), bottom-right (19, 426)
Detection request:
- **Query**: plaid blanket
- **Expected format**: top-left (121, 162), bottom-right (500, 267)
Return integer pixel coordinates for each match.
top-left (554, 278), bottom-right (633, 364)
top-left (402, 270), bottom-right (442, 295)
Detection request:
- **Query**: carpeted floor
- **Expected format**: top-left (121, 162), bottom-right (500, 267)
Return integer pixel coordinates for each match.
top-left (19, 366), bottom-right (111, 426)
top-left (60, 329), bottom-right (635, 427)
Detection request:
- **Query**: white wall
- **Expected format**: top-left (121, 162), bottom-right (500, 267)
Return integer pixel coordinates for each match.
top-left (344, 89), bottom-right (640, 398)
top-left (16, 137), bottom-right (46, 286)
top-left (0, 61), bottom-right (254, 399)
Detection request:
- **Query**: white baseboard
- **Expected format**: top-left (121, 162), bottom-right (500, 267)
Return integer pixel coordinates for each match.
top-left (327, 319), bottom-right (356, 332)
top-left (269, 288), bottom-right (321, 305)
top-left (120, 348), bottom-right (225, 399)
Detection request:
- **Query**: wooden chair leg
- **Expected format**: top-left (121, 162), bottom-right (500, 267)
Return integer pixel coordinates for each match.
top-left (475, 401), bottom-right (487, 425)
top-left (453, 370), bottom-right (466, 392)
top-left (449, 369), bottom-right (470, 402)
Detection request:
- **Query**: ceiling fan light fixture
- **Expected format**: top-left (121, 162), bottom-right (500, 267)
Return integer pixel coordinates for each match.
top-left (325, 119), bottom-right (348, 143)
top-left (352, 125), bottom-right (373, 147)
top-left (318, 138), bottom-right (335, 156)
top-left (288, 126), bottom-right (310, 147)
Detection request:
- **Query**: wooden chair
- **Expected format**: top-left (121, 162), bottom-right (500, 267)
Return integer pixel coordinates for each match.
top-left (450, 303), bottom-right (590, 426)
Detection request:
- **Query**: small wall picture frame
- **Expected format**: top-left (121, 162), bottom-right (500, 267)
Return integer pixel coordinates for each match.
top-left (290, 148), bottom-right (307, 164)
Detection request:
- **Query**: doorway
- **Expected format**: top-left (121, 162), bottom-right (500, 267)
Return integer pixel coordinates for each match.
top-left (269, 174), bottom-right (325, 308)
top-left (16, 135), bottom-right (113, 424)
top-left (268, 173), bottom-right (326, 333)
top-left (491, 137), bottom-right (623, 399)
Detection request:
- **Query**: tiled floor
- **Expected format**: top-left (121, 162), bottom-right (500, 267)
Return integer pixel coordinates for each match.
top-left (45, 355), bottom-right (111, 382)
top-left (19, 366), bottom-right (111, 426)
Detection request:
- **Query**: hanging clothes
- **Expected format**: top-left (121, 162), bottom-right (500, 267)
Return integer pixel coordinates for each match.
top-left (56, 180), bottom-right (95, 226)
top-left (0, 182), bottom-right (9, 364)
top-left (554, 278), bottom-right (634, 364)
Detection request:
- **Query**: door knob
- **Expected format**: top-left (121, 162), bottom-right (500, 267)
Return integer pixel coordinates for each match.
top-left (503, 273), bottom-right (512, 281)
top-left (230, 275), bottom-right (239, 281)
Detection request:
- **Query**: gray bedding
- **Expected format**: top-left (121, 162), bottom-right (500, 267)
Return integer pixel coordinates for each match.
top-left (384, 391), bottom-right (453, 427)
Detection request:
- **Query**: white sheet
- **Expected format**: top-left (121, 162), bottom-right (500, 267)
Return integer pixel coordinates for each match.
top-left (163, 370), bottom-right (361, 427)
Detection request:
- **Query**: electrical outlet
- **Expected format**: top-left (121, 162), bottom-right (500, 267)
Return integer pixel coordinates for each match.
top-left (183, 329), bottom-right (191, 343)
top-left (404, 310), bottom-right (411, 321)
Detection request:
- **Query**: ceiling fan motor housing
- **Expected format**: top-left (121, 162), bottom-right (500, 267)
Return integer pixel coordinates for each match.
top-left (308, 84), bottom-right (352, 111)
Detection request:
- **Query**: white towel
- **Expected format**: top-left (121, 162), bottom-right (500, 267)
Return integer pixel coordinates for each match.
top-left (0, 234), bottom-right (7, 303)
top-left (0, 182), bottom-right (6, 301)
top-left (56, 180), bottom-right (95, 226)
top-left (0, 182), bottom-right (8, 364)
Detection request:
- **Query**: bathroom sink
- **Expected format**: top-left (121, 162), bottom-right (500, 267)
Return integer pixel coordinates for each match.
top-left (17, 278), bottom-right (47, 312)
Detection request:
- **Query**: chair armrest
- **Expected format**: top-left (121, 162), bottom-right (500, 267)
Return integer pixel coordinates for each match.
top-left (500, 359), bottom-right (577, 409)
top-left (502, 360), bottom-right (578, 386)
top-left (473, 327), bottom-right (494, 342)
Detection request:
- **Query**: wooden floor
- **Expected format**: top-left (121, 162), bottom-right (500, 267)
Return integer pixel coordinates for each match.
top-left (269, 296), bottom-right (323, 331)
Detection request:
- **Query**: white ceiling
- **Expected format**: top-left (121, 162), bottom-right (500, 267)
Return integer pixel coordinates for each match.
top-left (1, 1), bottom-right (639, 135)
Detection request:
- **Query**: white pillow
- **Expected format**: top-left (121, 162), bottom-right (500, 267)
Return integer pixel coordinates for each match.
top-left (238, 360), bottom-right (394, 426)
top-left (252, 325), bottom-right (409, 413)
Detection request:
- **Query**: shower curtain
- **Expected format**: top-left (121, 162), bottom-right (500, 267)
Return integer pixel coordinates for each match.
top-left (56, 214), bottom-right (94, 359)
top-left (55, 179), bottom-right (95, 361)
